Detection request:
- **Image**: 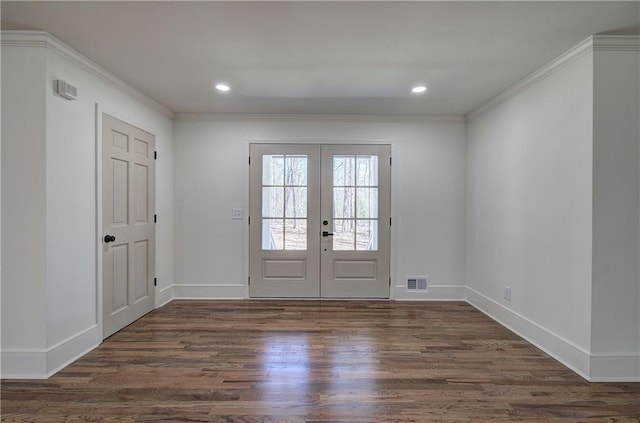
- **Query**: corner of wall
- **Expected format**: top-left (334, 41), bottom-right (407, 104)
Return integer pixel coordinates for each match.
top-left (464, 35), bottom-right (596, 381)
top-left (157, 284), bottom-right (175, 308)
top-left (465, 287), bottom-right (592, 380)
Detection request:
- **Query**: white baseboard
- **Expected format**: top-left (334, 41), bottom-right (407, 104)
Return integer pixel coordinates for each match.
top-left (465, 287), bottom-right (592, 381)
top-left (156, 284), bottom-right (175, 308)
top-left (590, 354), bottom-right (640, 382)
top-left (1, 325), bottom-right (100, 379)
top-left (1, 350), bottom-right (47, 379)
top-left (172, 283), bottom-right (245, 299)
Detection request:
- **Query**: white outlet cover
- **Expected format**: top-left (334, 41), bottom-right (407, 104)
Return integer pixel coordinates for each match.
top-left (504, 286), bottom-right (512, 301)
top-left (231, 208), bottom-right (243, 220)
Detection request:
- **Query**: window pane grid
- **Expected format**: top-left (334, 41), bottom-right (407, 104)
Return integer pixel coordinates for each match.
top-left (262, 154), bottom-right (308, 251)
top-left (332, 154), bottom-right (379, 251)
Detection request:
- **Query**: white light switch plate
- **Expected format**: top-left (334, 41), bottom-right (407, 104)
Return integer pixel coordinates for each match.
top-left (231, 208), bottom-right (243, 220)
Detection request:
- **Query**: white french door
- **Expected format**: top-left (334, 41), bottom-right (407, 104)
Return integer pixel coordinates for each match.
top-left (249, 143), bottom-right (390, 298)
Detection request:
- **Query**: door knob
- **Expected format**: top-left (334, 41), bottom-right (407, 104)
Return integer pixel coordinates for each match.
top-left (104, 234), bottom-right (116, 243)
top-left (322, 231), bottom-right (334, 237)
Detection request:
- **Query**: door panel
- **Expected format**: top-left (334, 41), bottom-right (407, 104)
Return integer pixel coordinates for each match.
top-left (134, 240), bottom-right (150, 301)
top-left (135, 164), bottom-right (149, 223)
top-left (320, 145), bottom-right (391, 298)
top-left (249, 143), bottom-right (390, 299)
top-left (103, 114), bottom-right (155, 338)
top-left (249, 144), bottom-right (321, 297)
top-left (112, 159), bottom-right (129, 225)
top-left (111, 243), bottom-right (129, 310)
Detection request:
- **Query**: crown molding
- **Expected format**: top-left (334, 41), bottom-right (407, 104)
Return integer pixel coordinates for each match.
top-left (592, 34), bottom-right (640, 51)
top-left (466, 36), bottom-right (595, 121)
top-left (174, 112), bottom-right (466, 123)
top-left (1, 30), bottom-right (174, 119)
top-left (466, 35), bottom-right (640, 121)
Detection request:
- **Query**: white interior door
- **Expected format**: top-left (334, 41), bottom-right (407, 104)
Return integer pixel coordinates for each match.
top-left (249, 143), bottom-right (390, 298)
top-left (102, 114), bottom-right (155, 338)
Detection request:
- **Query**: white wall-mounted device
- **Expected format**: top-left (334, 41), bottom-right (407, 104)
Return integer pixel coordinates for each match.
top-left (54, 79), bottom-right (78, 100)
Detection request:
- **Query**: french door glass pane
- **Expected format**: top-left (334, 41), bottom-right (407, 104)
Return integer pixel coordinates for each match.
top-left (262, 219), bottom-right (283, 250)
top-left (356, 155), bottom-right (378, 186)
top-left (262, 154), bottom-right (308, 250)
top-left (356, 188), bottom-right (378, 218)
top-left (263, 155), bottom-right (284, 185)
top-left (356, 220), bottom-right (378, 251)
top-left (333, 155), bottom-right (356, 186)
top-left (333, 187), bottom-right (355, 219)
top-left (262, 187), bottom-right (284, 218)
top-left (285, 187), bottom-right (307, 218)
top-left (284, 219), bottom-right (307, 250)
top-left (333, 219), bottom-right (355, 251)
top-left (285, 156), bottom-right (308, 186)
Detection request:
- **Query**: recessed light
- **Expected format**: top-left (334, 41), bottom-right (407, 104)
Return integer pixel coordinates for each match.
top-left (412, 85), bottom-right (427, 94)
top-left (215, 83), bottom-right (230, 92)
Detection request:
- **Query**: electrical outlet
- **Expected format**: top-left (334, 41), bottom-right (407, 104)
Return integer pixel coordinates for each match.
top-left (231, 208), bottom-right (243, 220)
top-left (504, 286), bottom-right (512, 301)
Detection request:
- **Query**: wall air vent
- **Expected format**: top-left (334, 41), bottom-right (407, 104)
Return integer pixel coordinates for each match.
top-left (406, 276), bottom-right (428, 292)
top-left (54, 79), bottom-right (78, 100)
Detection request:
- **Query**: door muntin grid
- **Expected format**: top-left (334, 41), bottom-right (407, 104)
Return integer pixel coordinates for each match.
top-left (262, 154), bottom-right (308, 250)
top-left (332, 155), bottom-right (379, 251)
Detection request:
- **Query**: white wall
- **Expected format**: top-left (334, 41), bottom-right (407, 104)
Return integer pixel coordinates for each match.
top-left (590, 48), bottom-right (640, 379)
top-left (1, 46), bottom-right (49, 369)
top-left (1, 32), bottom-right (175, 378)
top-left (466, 36), bottom-right (640, 381)
top-left (173, 117), bottom-right (467, 300)
top-left (466, 52), bottom-right (595, 376)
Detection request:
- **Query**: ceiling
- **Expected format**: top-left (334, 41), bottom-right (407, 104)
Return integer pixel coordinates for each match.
top-left (2, 1), bottom-right (639, 116)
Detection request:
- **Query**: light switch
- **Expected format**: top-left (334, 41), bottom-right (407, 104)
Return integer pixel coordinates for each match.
top-left (231, 208), bottom-right (243, 220)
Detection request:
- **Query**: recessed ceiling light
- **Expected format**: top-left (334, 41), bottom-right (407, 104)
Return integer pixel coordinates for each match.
top-left (412, 85), bottom-right (427, 94)
top-left (215, 83), bottom-right (230, 92)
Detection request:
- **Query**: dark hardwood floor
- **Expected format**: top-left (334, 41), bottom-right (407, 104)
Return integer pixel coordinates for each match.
top-left (2, 300), bottom-right (639, 422)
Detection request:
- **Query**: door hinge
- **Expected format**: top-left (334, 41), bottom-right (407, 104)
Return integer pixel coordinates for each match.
top-left (249, 156), bottom-right (251, 165)
top-left (389, 277), bottom-right (392, 286)
top-left (390, 217), bottom-right (392, 226)
top-left (154, 151), bottom-right (157, 160)
top-left (154, 277), bottom-right (157, 287)
top-left (248, 276), bottom-right (251, 286)
top-left (154, 214), bottom-right (157, 223)
top-left (390, 157), bottom-right (392, 166)
top-left (248, 216), bottom-right (251, 225)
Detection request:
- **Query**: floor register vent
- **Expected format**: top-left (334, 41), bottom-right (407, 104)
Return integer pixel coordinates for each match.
top-left (406, 276), bottom-right (428, 292)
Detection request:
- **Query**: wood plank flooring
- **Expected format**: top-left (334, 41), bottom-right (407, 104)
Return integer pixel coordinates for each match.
top-left (2, 300), bottom-right (639, 422)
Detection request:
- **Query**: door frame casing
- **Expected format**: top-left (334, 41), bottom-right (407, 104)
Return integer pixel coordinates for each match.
top-left (95, 103), bottom-right (158, 340)
top-left (244, 139), bottom-right (396, 299)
